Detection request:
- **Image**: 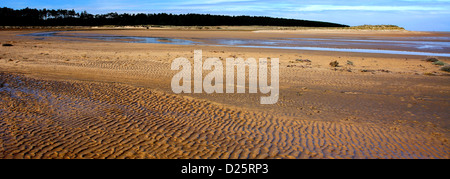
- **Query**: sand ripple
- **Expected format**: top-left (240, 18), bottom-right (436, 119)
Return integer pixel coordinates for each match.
top-left (0, 73), bottom-right (447, 159)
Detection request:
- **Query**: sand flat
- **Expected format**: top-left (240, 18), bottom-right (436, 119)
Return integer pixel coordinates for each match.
top-left (0, 29), bottom-right (448, 159)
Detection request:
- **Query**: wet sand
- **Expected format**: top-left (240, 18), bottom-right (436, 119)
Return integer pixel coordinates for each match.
top-left (0, 29), bottom-right (448, 158)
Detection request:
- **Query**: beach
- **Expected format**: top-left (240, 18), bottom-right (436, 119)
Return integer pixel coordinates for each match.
top-left (0, 28), bottom-right (448, 159)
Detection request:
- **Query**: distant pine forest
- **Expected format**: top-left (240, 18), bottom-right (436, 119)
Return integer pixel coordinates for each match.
top-left (0, 7), bottom-right (348, 27)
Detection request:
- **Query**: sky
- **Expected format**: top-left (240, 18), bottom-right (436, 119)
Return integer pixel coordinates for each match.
top-left (2, 0), bottom-right (450, 31)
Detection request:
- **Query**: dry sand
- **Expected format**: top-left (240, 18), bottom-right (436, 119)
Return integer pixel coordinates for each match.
top-left (0, 29), bottom-right (448, 159)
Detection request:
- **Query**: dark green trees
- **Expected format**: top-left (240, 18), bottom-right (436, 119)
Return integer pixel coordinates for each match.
top-left (0, 7), bottom-right (349, 27)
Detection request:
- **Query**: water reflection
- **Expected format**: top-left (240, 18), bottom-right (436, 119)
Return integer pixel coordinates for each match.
top-left (21, 31), bottom-right (198, 45)
top-left (22, 31), bottom-right (450, 57)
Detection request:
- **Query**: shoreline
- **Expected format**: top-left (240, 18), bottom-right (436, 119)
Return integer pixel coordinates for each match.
top-left (14, 29), bottom-right (450, 57)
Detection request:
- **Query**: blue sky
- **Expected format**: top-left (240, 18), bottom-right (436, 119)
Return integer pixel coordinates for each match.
top-left (2, 0), bottom-right (450, 31)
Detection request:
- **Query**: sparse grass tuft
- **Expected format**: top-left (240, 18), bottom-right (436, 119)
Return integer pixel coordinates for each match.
top-left (296, 59), bottom-right (311, 62)
top-left (346, 60), bottom-right (354, 66)
top-left (441, 65), bottom-right (450, 72)
top-left (432, 61), bottom-right (445, 66)
top-left (360, 69), bottom-right (375, 73)
top-left (329, 60), bottom-right (339, 67)
top-left (425, 57), bottom-right (439, 62)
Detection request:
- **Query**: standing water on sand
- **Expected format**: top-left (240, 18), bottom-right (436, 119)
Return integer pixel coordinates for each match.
top-left (22, 31), bottom-right (450, 57)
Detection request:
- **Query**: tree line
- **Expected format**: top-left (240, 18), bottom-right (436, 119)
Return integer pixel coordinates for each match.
top-left (0, 7), bottom-right (348, 27)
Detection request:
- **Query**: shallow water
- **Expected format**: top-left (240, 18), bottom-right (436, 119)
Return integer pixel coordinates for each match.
top-left (21, 31), bottom-right (199, 45)
top-left (22, 31), bottom-right (450, 57)
top-left (210, 37), bottom-right (450, 56)
top-left (237, 45), bottom-right (450, 57)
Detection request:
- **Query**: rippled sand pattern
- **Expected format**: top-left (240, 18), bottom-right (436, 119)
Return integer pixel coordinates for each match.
top-left (0, 73), bottom-right (447, 159)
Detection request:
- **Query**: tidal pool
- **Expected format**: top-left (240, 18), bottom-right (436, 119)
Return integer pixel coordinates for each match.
top-left (22, 31), bottom-right (450, 57)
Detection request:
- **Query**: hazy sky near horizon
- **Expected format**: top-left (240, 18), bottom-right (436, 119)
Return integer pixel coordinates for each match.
top-left (3, 0), bottom-right (450, 31)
